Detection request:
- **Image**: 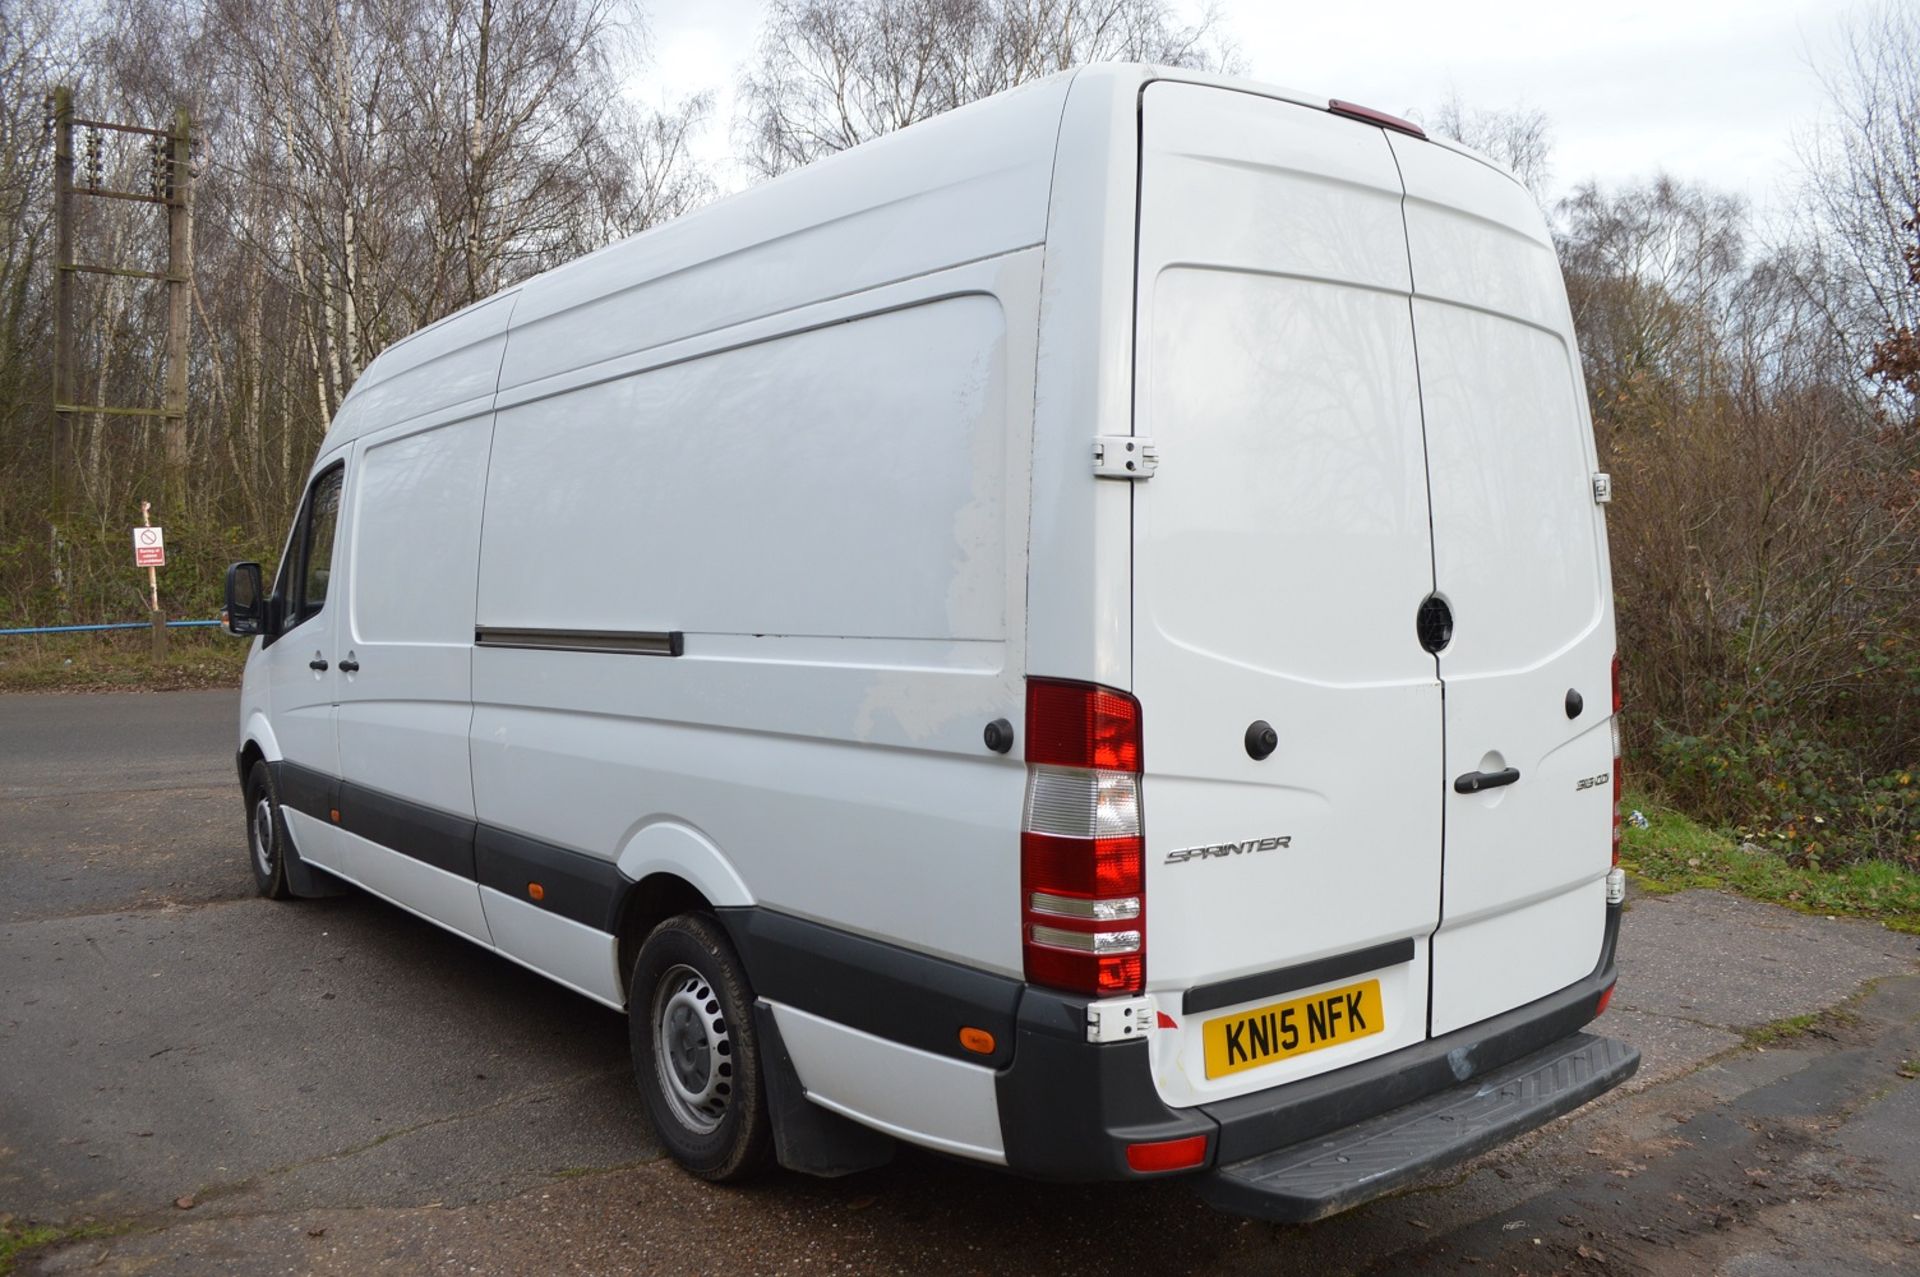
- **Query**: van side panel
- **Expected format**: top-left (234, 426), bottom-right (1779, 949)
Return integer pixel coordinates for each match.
top-left (495, 79), bottom-right (1070, 396)
top-left (334, 409), bottom-right (496, 938)
top-left (338, 411), bottom-right (493, 820)
top-left (320, 291), bottom-right (513, 454)
top-left (472, 252), bottom-right (1043, 978)
top-left (479, 296), bottom-right (1007, 640)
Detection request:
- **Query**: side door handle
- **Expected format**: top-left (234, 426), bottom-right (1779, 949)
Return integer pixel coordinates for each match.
top-left (1454, 767), bottom-right (1520, 794)
top-left (309, 656), bottom-right (329, 672)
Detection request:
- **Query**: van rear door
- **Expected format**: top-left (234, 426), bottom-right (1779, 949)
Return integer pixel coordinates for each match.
top-left (1386, 136), bottom-right (1616, 1036)
top-left (1129, 83), bottom-right (1443, 1106)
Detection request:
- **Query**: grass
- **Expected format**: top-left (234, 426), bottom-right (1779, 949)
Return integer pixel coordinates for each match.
top-left (1740, 1005), bottom-right (1861, 1048)
top-left (0, 627), bottom-right (248, 693)
top-left (0, 1218), bottom-right (133, 1275)
top-left (1622, 790), bottom-right (1920, 935)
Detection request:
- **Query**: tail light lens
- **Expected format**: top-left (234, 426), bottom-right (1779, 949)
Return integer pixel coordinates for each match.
top-left (1022, 679), bottom-right (1145, 995)
top-left (1611, 654), bottom-right (1623, 867)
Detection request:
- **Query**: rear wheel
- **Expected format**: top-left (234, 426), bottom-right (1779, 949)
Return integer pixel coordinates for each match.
top-left (629, 913), bottom-right (772, 1182)
top-left (243, 760), bottom-right (292, 900)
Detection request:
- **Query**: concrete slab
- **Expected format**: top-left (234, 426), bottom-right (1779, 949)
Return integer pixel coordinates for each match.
top-left (1614, 891), bottom-right (1916, 1032)
top-left (0, 895), bottom-right (655, 1222)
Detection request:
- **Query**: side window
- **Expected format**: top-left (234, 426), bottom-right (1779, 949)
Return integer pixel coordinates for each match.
top-left (289, 465), bottom-right (344, 628)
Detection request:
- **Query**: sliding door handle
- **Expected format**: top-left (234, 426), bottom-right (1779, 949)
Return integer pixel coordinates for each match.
top-left (1454, 767), bottom-right (1520, 794)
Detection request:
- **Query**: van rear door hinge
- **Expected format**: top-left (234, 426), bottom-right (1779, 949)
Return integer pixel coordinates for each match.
top-left (1094, 435), bottom-right (1157, 480)
top-left (1592, 472), bottom-right (1612, 504)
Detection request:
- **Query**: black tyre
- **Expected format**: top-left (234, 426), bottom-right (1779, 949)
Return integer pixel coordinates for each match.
top-left (629, 913), bottom-right (773, 1182)
top-left (243, 760), bottom-right (293, 900)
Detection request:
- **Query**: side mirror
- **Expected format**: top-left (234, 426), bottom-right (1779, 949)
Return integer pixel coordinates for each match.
top-left (223, 562), bottom-right (267, 637)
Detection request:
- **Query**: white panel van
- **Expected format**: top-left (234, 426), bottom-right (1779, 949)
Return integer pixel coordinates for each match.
top-left (222, 65), bottom-right (1637, 1220)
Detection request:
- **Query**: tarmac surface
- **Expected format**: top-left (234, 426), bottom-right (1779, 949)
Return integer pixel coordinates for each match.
top-left (3, 688), bottom-right (1917, 1275)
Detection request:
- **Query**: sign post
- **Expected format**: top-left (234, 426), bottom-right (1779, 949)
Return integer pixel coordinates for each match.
top-left (134, 502), bottom-right (166, 659)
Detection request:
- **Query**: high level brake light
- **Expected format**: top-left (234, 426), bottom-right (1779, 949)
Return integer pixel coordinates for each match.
top-left (1021, 679), bottom-right (1145, 996)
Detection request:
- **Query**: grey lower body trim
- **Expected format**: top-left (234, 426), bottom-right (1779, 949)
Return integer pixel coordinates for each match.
top-left (719, 908), bottom-right (1023, 1069)
top-left (274, 760), bottom-right (338, 826)
top-left (474, 824), bottom-right (625, 931)
top-left (1184, 936), bottom-right (1419, 1016)
top-left (263, 760), bottom-right (621, 934)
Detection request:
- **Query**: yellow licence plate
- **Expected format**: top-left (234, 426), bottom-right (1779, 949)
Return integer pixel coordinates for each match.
top-left (1203, 979), bottom-right (1384, 1079)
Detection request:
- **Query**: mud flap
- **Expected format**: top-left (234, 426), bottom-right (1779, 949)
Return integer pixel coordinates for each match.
top-left (281, 816), bottom-right (349, 898)
top-left (753, 1003), bottom-right (895, 1177)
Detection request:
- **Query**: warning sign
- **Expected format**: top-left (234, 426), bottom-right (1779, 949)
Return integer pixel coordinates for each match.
top-left (133, 525), bottom-right (166, 568)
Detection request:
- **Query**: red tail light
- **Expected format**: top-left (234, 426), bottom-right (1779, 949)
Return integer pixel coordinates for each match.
top-left (1026, 680), bottom-right (1142, 771)
top-left (1611, 654), bottom-right (1623, 867)
top-left (1022, 679), bottom-right (1145, 996)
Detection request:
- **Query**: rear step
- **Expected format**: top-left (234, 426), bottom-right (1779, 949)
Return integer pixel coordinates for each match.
top-left (1195, 1032), bottom-right (1639, 1223)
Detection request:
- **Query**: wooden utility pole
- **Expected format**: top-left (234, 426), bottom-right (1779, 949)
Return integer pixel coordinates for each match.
top-left (47, 88), bottom-right (195, 499)
top-left (49, 87), bottom-right (73, 511)
top-left (163, 107), bottom-right (192, 471)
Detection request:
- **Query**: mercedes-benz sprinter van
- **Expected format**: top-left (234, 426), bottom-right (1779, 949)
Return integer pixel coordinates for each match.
top-left (222, 64), bottom-right (1636, 1220)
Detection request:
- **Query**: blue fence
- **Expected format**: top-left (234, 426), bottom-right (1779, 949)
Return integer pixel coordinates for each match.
top-left (0, 620), bottom-right (221, 637)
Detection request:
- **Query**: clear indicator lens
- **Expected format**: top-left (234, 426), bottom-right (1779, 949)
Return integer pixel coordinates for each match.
top-left (1024, 767), bottom-right (1140, 838)
top-left (1029, 891), bottom-right (1141, 921)
top-left (1029, 924), bottom-right (1142, 955)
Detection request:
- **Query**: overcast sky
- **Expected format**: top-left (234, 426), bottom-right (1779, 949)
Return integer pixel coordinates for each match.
top-left (647, 0), bottom-right (1871, 224)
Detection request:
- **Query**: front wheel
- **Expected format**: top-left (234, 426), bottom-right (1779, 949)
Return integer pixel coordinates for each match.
top-left (629, 913), bottom-right (773, 1182)
top-left (243, 760), bottom-right (293, 900)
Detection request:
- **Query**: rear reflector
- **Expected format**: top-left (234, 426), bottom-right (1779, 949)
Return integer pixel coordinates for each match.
top-left (1023, 680), bottom-right (1146, 996)
top-left (1595, 982), bottom-right (1616, 1017)
top-left (1126, 1134), bottom-right (1209, 1174)
top-left (1328, 99), bottom-right (1427, 139)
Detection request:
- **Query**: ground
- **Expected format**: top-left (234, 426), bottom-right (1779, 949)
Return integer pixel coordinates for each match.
top-left (2, 690), bottom-right (1917, 1276)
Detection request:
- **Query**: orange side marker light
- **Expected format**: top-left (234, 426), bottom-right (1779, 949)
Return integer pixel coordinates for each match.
top-left (958, 1026), bottom-right (996, 1055)
top-left (527, 882), bottom-right (545, 902)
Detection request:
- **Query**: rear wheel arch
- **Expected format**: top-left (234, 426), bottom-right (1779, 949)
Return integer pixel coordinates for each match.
top-left (615, 873), bottom-right (715, 1005)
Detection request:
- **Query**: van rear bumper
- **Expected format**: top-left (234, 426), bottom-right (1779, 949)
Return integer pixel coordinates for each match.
top-left (1197, 1030), bottom-right (1638, 1221)
top-left (995, 901), bottom-right (1625, 1191)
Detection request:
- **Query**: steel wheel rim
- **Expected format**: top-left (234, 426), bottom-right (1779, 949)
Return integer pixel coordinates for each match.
top-left (651, 963), bottom-right (733, 1135)
top-left (251, 796), bottom-right (275, 877)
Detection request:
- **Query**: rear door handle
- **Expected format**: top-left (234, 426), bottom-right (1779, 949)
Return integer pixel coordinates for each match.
top-left (1454, 767), bottom-right (1520, 794)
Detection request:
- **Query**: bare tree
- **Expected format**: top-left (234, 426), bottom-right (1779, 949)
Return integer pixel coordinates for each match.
top-left (1800, 1), bottom-right (1920, 398)
top-left (1418, 92), bottom-right (1553, 205)
top-left (737, 0), bottom-right (1241, 179)
top-left (1558, 176), bottom-right (1747, 413)
top-left (0, 0), bottom-right (716, 623)
top-left (1867, 205), bottom-right (1919, 406)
